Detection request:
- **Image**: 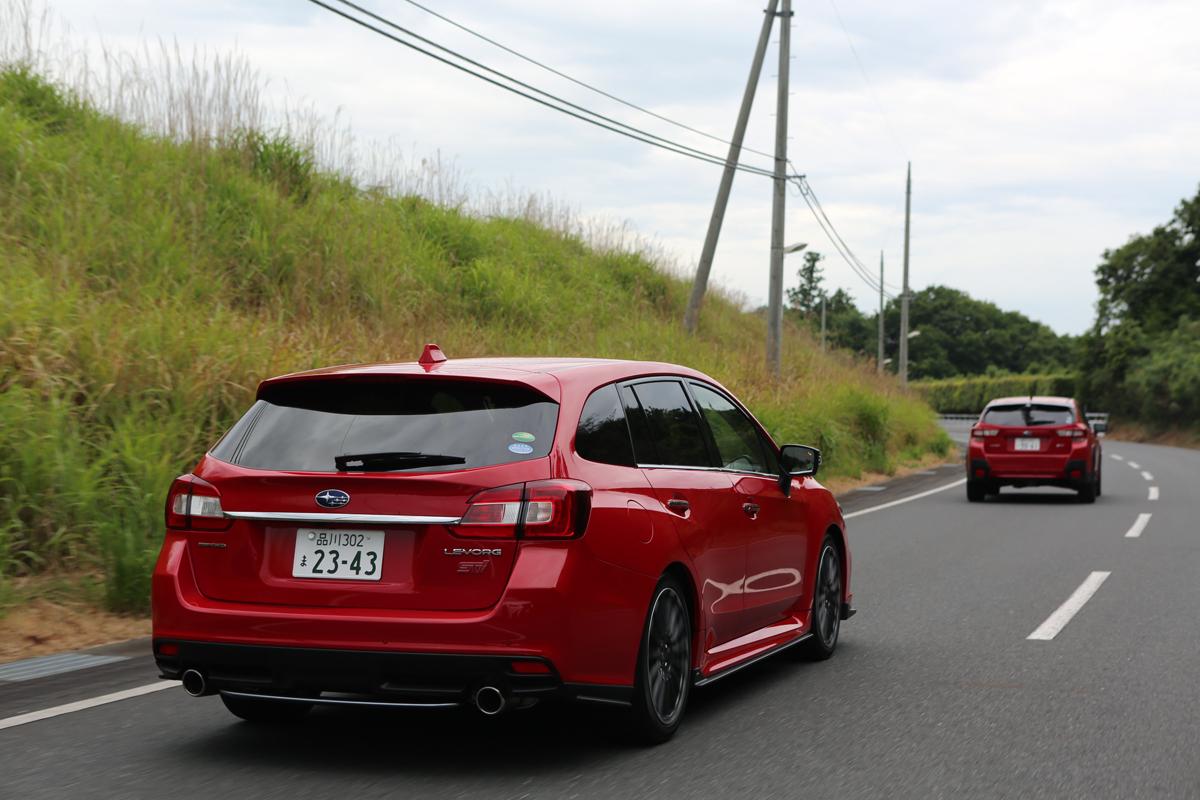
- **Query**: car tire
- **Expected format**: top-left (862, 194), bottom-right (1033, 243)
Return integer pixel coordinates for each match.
top-left (1077, 478), bottom-right (1097, 504)
top-left (799, 536), bottom-right (842, 661)
top-left (220, 693), bottom-right (313, 724)
top-left (629, 576), bottom-right (692, 745)
top-left (966, 481), bottom-right (986, 503)
top-left (1096, 463), bottom-right (1102, 497)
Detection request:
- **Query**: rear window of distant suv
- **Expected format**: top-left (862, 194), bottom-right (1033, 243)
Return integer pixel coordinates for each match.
top-left (982, 404), bottom-right (1075, 427)
top-left (210, 379), bottom-right (559, 473)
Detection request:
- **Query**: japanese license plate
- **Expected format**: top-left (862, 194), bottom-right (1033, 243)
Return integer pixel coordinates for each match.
top-left (292, 529), bottom-right (384, 581)
top-left (1015, 438), bottom-right (1041, 452)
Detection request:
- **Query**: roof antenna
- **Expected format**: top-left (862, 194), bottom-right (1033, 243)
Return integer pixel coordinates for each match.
top-left (418, 343), bottom-right (448, 371)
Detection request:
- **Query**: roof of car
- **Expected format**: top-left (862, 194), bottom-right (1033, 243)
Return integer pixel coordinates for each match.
top-left (257, 355), bottom-right (719, 402)
top-left (985, 395), bottom-right (1076, 407)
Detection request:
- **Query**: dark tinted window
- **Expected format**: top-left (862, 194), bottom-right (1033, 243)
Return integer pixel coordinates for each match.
top-left (575, 384), bottom-right (635, 467)
top-left (630, 381), bottom-right (713, 468)
top-left (983, 404), bottom-right (1074, 427)
top-left (690, 383), bottom-right (770, 473)
top-left (620, 385), bottom-right (659, 464)
top-left (211, 380), bottom-right (558, 473)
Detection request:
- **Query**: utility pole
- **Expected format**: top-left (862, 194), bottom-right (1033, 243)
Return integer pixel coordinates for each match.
top-left (684, 0), bottom-right (780, 334)
top-left (766, 0), bottom-right (792, 376)
top-left (820, 293), bottom-right (827, 352)
top-left (877, 250), bottom-right (885, 374)
top-left (898, 161), bottom-right (912, 385)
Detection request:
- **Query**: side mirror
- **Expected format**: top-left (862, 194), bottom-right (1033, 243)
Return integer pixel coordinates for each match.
top-left (780, 444), bottom-right (821, 478)
top-left (1093, 421), bottom-right (1107, 436)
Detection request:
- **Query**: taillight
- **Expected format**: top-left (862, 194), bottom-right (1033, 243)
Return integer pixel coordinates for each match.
top-left (522, 479), bottom-right (592, 539)
top-left (453, 480), bottom-right (593, 540)
top-left (1057, 428), bottom-right (1087, 438)
top-left (971, 428), bottom-right (999, 438)
top-left (165, 474), bottom-right (229, 531)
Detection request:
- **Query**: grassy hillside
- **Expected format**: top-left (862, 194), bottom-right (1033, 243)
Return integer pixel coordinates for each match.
top-left (0, 67), bottom-right (949, 612)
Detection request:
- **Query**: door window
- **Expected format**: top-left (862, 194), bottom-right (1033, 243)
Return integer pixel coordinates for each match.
top-left (627, 381), bottom-right (713, 468)
top-left (690, 383), bottom-right (771, 474)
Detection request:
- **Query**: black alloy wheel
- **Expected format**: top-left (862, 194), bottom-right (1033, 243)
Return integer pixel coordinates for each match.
top-left (800, 537), bottom-right (842, 661)
top-left (630, 577), bottom-right (691, 744)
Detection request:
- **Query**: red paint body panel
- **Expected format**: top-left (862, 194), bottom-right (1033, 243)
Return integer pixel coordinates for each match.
top-left (152, 356), bottom-right (851, 690)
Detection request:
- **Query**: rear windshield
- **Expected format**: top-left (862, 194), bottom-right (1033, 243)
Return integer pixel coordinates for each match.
top-left (211, 380), bottom-right (558, 473)
top-left (982, 404), bottom-right (1074, 427)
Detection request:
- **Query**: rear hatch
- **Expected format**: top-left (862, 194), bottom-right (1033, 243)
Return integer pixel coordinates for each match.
top-left (980, 402), bottom-right (1076, 470)
top-left (190, 377), bottom-right (559, 611)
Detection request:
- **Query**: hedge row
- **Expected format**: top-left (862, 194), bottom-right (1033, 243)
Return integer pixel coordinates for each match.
top-left (912, 374), bottom-right (1078, 414)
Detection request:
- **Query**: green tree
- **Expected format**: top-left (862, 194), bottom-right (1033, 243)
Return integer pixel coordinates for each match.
top-left (786, 251), bottom-right (825, 317)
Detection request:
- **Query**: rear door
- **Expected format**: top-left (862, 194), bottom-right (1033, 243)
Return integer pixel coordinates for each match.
top-left (688, 381), bottom-right (806, 632)
top-left (619, 380), bottom-right (747, 645)
top-left (982, 402), bottom-right (1076, 471)
top-left (191, 378), bottom-right (559, 611)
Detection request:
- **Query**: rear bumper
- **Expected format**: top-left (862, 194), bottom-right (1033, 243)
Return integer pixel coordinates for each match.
top-left (154, 640), bottom-right (632, 707)
top-left (968, 457), bottom-right (1090, 486)
top-left (152, 533), bottom-right (654, 689)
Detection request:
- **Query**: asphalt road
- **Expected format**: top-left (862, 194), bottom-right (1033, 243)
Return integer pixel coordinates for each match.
top-left (2, 441), bottom-right (1197, 799)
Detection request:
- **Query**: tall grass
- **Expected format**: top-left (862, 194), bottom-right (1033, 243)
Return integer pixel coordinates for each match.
top-left (0, 5), bottom-right (949, 613)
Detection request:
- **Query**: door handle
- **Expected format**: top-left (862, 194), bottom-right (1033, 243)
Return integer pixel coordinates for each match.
top-left (742, 502), bottom-right (760, 518)
top-left (666, 498), bottom-right (690, 514)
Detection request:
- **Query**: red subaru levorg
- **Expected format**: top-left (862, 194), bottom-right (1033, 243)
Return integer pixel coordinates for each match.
top-left (966, 395), bottom-right (1104, 503)
top-left (152, 345), bottom-right (853, 742)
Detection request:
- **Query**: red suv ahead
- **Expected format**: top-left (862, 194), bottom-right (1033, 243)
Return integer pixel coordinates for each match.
top-left (966, 395), bottom-right (1104, 503)
top-left (152, 346), bottom-right (853, 742)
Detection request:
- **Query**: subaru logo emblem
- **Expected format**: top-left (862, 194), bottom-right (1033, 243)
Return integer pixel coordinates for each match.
top-left (315, 489), bottom-right (350, 509)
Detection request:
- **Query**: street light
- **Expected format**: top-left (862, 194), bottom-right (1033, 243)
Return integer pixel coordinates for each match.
top-left (783, 242), bottom-right (808, 255)
top-left (907, 329), bottom-right (921, 339)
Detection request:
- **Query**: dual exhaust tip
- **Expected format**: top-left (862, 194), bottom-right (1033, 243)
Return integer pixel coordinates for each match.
top-left (184, 669), bottom-right (509, 715)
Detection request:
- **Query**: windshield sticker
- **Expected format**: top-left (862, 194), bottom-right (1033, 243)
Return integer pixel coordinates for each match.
top-left (511, 432), bottom-right (536, 443)
top-left (508, 443), bottom-right (534, 455)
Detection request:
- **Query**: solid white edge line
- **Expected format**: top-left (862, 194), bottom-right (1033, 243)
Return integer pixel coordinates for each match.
top-left (0, 681), bottom-right (177, 731)
top-left (1027, 571), bottom-right (1111, 641)
top-left (1124, 513), bottom-right (1153, 539)
top-left (842, 478), bottom-right (967, 520)
top-left (1110, 454), bottom-right (1124, 461)
top-left (1149, 486), bottom-right (1159, 501)
top-left (1141, 471), bottom-right (1154, 481)
top-left (1127, 461), bottom-right (1141, 469)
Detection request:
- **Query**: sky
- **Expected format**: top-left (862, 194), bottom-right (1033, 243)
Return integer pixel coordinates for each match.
top-left (33, 0), bottom-right (1200, 334)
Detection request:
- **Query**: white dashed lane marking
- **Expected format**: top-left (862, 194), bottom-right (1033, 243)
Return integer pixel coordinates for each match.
top-left (1149, 486), bottom-right (1159, 501)
top-left (1111, 454), bottom-right (1124, 461)
top-left (1141, 471), bottom-right (1154, 481)
top-left (1128, 461), bottom-right (1141, 469)
top-left (1028, 572), bottom-right (1111, 641)
top-left (1124, 513), bottom-right (1153, 539)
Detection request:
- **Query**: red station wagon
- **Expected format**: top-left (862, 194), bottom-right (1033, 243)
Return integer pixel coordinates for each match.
top-left (152, 346), bottom-right (854, 742)
top-left (966, 395), bottom-right (1104, 503)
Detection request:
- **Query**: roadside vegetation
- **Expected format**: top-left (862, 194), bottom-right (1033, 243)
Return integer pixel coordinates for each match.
top-left (0, 57), bottom-right (949, 614)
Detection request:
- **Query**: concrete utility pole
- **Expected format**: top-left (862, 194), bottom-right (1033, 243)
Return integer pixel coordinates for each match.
top-left (898, 161), bottom-right (912, 385)
top-left (820, 293), bottom-right (827, 352)
top-left (684, 0), bottom-right (780, 334)
top-left (877, 250), bottom-right (885, 374)
top-left (766, 0), bottom-right (792, 376)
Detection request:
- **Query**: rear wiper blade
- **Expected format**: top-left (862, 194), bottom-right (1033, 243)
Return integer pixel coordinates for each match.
top-left (335, 451), bottom-right (466, 472)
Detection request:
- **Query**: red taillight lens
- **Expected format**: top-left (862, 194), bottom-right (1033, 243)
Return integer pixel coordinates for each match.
top-left (522, 479), bottom-right (592, 539)
top-left (1056, 428), bottom-right (1087, 438)
top-left (454, 483), bottom-right (525, 539)
top-left (165, 474), bottom-right (229, 531)
top-left (971, 428), bottom-right (999, 438)
top-left (452, 480), bottom-right (593, 540)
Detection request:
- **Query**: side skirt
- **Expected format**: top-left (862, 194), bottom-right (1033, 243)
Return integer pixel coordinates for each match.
top-left (692, 633), bottom-right (813, 688)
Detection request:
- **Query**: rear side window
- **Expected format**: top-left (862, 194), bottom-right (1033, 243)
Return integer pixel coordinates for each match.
top-left (211, 380), bottom-right (558, 473)
top-left (690, 383), bottom-right (772, 474)
top-left (627, 381), bottom-right (713, 468)
top-left (575, 384), bottom-right (635, 467)
top-left (983, 404), bottom-right (1075, 427)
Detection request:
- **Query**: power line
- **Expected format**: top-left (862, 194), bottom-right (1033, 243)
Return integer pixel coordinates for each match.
top-left (827, 0), bottom-right (908, 158)
top-left (309, 0), bottom-right (784, 179)
top-left (394, 0), bottom-right (779, 163)
top-left (792, 176), bottom-right (895, 299)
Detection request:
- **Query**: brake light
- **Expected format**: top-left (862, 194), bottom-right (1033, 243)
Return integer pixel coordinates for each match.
top-left (453, 480), bottom-right (593, 540)
top-left (522, 479), bottom-right (592, 539)
top-left (971, 428), bottom-right (999, 438)
top-left (1056, 428), bottom-right (1087, 438)
top-left (165, 474), bottom-right (229, 531)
